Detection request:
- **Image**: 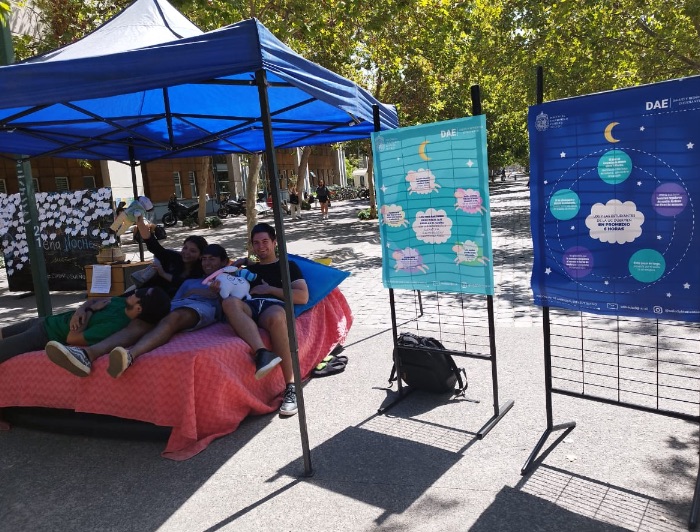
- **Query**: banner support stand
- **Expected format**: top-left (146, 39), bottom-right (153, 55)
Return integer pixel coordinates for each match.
top-left (375, 93), bottom-right (513, 438)
top-left (477, 295), bottom-right (514, 439)
top-left (521, 307), bottom-right (576, 474)
top-left (524, 66), bottom-right (699, 529)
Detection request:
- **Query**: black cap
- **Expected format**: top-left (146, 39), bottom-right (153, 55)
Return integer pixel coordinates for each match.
top-left (201, 243), bottom-right (229, 262)
top-left (133, 286), bottom-right (171, 324)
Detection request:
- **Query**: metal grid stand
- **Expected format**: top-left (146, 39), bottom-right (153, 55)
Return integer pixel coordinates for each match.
top-left (378, 288), bottom-right (513, 439)
top-left (522, 306), bottom-right (700, 529)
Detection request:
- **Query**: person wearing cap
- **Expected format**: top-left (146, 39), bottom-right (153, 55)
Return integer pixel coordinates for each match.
top-left (45, 244), bottom-right (230, 379)
top-left (0, 287), bottom-right (170, 367)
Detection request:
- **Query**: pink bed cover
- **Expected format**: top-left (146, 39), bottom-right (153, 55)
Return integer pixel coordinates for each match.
top-left (0, 288), bottom-right (353, 460)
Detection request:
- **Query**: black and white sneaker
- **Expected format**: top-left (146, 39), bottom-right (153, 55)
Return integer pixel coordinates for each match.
top-left (45, 341), bottom-right (92, 377)
top-left (279, 384), bottom-right (298, 416)
top-left (254, 348), bottom-right (282, 380)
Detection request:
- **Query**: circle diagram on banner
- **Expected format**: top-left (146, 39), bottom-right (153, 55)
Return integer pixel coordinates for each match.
top-left (545, 146), bottom-right (694, 295)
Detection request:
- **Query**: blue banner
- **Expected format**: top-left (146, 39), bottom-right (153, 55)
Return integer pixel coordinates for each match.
top-left (530, 75), bottom-right (700, 322)
top-left (371, 116), bottom-right (493, 295)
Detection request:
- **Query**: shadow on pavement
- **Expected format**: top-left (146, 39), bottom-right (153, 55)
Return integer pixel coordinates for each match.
top-left (470, 486), bottom-right (630, 532)
top-left (502, 464), bottom-right (689, 531)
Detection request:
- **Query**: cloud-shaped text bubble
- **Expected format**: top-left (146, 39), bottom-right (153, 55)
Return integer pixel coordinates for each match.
top-left (412, 208), bottom-right (453, 244)
top-left (406, 168), bottom-right (440, 194)
top-left (585, 199), bottom-right (644, 244)
top-left (454, 188), bottom-right (487, 214)
top-left (380, 204), bottom-right (409, 228)
top-left (452, 240), bottom-right (490, 265)
top-left (392, 247), bottom-right (429, 273)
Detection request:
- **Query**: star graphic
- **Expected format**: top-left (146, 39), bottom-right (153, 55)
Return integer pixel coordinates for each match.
top-left (640, 126), bottom-right (645, 131)
top-left (684, 282), bottom-right (691, 289)
top-left (637, 181), bottom-right (642, 186)
top-left (386, 243), bottom-right (391, 248)
top-left (570, 225), bottom-right (575, 230)
top-left (380, 185), bottom-right (387, 193)
top-left (466, 160), bottom-right (474, 167)
top-left (545, 267), bottom-right (552, 275)
top-left (544, 180), bottom-right (548, 185)
top-left (560, 152), bottom-right (566, 158)
top-left (688, 142), bottom-right (695, 149)
top-left (666, 292), bottom-right (672, 298)
top-left (657, 235), bottom-right (662, 240)
top-left (604, 280), bottom-right (609, 285)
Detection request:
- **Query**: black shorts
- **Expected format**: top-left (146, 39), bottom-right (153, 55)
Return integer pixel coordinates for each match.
top-left (245, 297), bottom-right (285, 321)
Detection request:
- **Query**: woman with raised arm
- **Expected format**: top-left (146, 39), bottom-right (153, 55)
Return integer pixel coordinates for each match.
top-left (134, 214), bottom-right (207, 297)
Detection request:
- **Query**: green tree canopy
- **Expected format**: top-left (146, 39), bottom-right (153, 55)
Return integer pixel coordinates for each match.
top-left (10, 0), bottom-right (700, 173)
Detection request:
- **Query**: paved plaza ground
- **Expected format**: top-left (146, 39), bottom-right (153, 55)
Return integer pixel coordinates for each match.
top-left (1, 180), bottom-right (698, 531)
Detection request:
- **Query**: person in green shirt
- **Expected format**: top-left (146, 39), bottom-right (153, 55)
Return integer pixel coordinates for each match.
top-left (0, 287), bottom-right (170, 366)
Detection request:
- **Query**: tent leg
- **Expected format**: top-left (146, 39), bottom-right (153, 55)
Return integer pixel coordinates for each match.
top-left (129, 146), bottom-right (145, 262)
top-left (256, 69), bottom-right (313, 477)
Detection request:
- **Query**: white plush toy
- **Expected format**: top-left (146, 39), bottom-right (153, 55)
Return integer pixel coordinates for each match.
top-left (202, 265), bottom-right (257, 300)
top-left (110, 196), bottom-right (154, 237)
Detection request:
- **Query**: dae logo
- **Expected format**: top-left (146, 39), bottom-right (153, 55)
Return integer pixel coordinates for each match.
top-left (645, 99), bottom-right (669, 110)
top-left (375, 136), bottom-right (398, 152)
top-left (535, 112), bottom-right (549, 132)
top-left (375, 136), bottom-right (386, 152)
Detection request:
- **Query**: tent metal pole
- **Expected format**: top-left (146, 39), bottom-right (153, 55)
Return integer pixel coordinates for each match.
top-left (2, 20), bottom-right (52, 316)
top-left (16, 159), bottom-right (52, 316)
top-left (129, 145), bottom-right (145, 262)
top-left (256, 69), bottom-right (313, 477)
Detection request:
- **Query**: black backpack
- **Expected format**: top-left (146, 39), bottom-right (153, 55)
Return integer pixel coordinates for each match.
top-left (389, 332), bottom-right (467, 395)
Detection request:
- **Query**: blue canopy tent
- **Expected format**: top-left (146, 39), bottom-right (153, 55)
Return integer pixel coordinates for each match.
top-left (0, 3), bottom-right (397, 160)
top-left (0, 0), bottom-right (398, 473)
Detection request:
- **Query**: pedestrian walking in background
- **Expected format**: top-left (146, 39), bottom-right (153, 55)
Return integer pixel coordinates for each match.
top-left (289, 186), bottom-right (302, 220)
top-left (316, 179), bottom-right (330, 220)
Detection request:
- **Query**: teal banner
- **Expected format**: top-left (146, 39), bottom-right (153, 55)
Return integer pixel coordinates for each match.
top-left (372, 116), bottom-right (493, 295)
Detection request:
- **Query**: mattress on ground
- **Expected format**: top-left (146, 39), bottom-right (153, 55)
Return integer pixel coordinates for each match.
top-left (0, 288), bottom-right (353, 460)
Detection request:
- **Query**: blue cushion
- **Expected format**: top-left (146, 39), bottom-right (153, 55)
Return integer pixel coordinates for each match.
top-left (288, 254), bottom-right (349, 316)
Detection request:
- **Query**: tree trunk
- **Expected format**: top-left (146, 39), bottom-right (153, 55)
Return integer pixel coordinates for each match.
top-left (196, 157), bottom-right (211, 226)
top-left (298, 146), bottom-right (313, 194)
top-left (245, 153), bottom-right (262, 255)
top-left (367, 154), bottom-right (377, 219)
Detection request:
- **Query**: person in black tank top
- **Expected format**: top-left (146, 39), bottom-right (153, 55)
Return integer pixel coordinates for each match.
top-left (316, 179), bottom-right (331, 221)
top-left (221, 223), bottom-right (309, 416)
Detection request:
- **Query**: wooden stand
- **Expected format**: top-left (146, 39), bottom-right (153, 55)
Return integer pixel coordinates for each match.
top-left (84, 262), bottom-right (151, 297)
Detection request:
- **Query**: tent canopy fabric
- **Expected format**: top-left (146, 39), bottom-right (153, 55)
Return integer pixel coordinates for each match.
top-left (0, 0), bottom-right (398, 162)
top-left (22, 0), bottom-right (203, 62)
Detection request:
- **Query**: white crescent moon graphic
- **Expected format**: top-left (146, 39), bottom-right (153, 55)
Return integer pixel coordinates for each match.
top-left (604, 122), bottom-right (620, 143)
top-left (418, 140), bottom-right (431, 161)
